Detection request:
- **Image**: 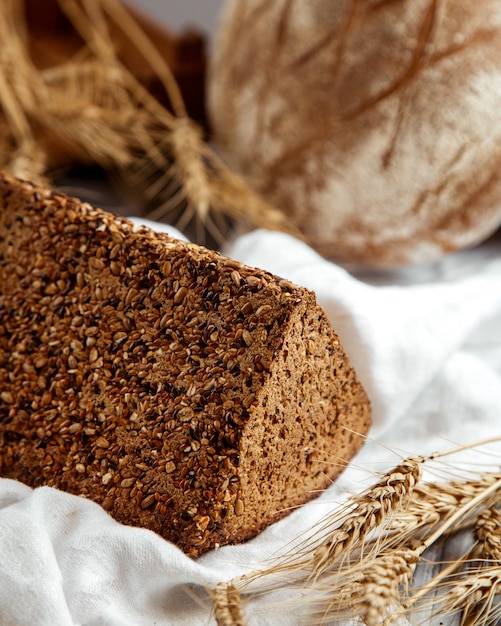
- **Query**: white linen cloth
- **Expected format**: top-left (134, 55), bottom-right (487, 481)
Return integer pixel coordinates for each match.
top-left (1, 224), bottom-right (501, 625)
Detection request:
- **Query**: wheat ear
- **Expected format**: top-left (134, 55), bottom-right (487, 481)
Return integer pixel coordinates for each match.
top-left (380, 474), bottom-right (501, 552)
top-left (301, 548), bottom-right (418, 626)
top-left (475, 507), bottom-right (501, 562)
top-left (387, 475), bottom-right (501, 624)
top-left (354, 550), bottom-right (418, 626)
top-left (211, 583), bottom-right (247, 626)
top-left (302, 475), bottom-right (498, 625)
top-left (303, 458), bottom-right (423, 576)
top-left (437, 565), bottom-right (501, 626)
top-left (304, 439), bottom-right (501, 577)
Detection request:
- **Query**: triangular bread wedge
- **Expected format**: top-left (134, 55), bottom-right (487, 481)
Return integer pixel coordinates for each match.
top-left (0, 173), bottom-right (370, 556)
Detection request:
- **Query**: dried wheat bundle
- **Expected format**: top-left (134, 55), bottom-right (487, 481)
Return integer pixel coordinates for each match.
top-left (208, 438), bottom-right (501, 626)
top-left (0, 0), bottom-right (294, 245)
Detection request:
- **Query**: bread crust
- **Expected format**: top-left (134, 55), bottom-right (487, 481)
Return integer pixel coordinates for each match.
top-left (209, 0), bottom-right (501, 267)
top-left (0, 173), bottom-right (371, 555)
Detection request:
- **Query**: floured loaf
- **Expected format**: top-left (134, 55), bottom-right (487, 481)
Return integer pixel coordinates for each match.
top-left (0, 173), bottom-right (371, 556)
top-left (209, 0), bottom-right (501, 267)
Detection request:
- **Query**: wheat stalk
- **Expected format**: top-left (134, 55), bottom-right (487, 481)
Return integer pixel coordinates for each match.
top-left (299, 549), bottom-right (418, 625)
top-left (386, 476), bottom-right (501, 625)
top-left (379, 475), bottom-right (501, 552)
top-left (206, 440), bottom-right (501, 626)
top-left (0, 0), bottom-right (299, 246)
top-left (306, 458), bottom-right (422, 575)
top-left (0, 0), bottom-right (49, 181)
top-left (223, 456), bottom-right (424, 597)
top-left (299, 474), bottom-right (501, 625)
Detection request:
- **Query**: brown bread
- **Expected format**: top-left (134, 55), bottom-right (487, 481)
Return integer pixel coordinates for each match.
top-left (0, 173), bottom-right (371, 556)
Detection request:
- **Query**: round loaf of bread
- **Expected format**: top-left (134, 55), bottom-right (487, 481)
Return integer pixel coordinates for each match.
top-left (208, 0), bottom-right (501, 267)
top-left (0, 173), bottom-right (371, 556)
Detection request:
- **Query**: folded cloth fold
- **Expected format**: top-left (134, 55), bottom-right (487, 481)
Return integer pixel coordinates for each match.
top-left (1, 226), bottom-right (500, 625)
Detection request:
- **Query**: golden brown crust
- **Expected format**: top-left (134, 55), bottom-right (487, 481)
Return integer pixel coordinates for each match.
top-left (0, 173), bottom-right (371, 556)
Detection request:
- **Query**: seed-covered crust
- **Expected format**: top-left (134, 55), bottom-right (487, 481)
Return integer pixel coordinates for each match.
top-left (0, 173), bottom-right (371, 556)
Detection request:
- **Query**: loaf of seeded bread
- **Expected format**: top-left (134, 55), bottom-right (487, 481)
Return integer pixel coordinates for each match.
top-left (0, 173), bottom-right (371, 556)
